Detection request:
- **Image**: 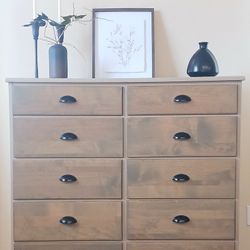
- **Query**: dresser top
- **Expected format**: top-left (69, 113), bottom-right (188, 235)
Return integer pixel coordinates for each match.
top-left (6, 76), bottom-right (244, 84)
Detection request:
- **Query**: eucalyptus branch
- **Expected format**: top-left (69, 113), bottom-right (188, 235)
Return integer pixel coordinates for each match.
top-left (63, 41), bottom-right (86, 60)
top-left (39, 37), bottom-right (55, 45)
top-left (56, 19), bottom-right (83, 43)
top-left (52, 26), bottom-right (58, 43)
top-left (78, 19), bottom-right (92, 24)
top-left (43, 23), bottom-right (57, 43)
top-left (56, 24), bottom-right (70, 43)
top-left (34, 8), bottom-right (88, 61)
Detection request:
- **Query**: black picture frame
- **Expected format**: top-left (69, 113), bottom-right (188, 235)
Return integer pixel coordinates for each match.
top-left (92, 8), bottom-right (155, 78)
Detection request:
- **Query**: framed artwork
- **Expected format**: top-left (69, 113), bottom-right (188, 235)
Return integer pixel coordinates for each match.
top-left (92, 8), bottom-right (155, 78)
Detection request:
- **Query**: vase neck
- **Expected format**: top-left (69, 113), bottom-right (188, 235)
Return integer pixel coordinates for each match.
top-left (199, 42), bottom-right (208, 49)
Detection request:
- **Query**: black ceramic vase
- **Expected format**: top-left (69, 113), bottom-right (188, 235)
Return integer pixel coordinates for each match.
top-left (187, 42), bottom-right (219, 77)
top-left (49, 44), bottom-right (68, 78)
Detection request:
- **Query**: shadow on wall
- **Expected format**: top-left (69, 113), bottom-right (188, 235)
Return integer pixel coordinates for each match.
top-left (154, 11), bottom-right (177, 77)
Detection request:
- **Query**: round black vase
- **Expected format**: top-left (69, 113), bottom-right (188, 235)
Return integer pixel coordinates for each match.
top-left (49, 44), bottom-right (68, 78)
top-left (187, 42), bottom-right (219, 77)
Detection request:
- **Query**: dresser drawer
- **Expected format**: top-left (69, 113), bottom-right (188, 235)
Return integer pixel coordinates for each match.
top-left (127, 241), bottom-right (234, 250)
top-left (127, 159), bottom-right (235, 198)
top-left (127, 116), bottom-right (237, 157)
top-left (14, 242), bottom-right (122, 250)
top-left (12, 85), bottom-right (123, 115)
top-left (127, 199), bottom-right (235, 239)
top-left (128, 84), bottom-right (237, 115)
top-left (14, 117), bottom-right (123, 157)
top-left (14, 201), bottom-right (122, 241)
top-left (14, 159), bottom-right (122, 199)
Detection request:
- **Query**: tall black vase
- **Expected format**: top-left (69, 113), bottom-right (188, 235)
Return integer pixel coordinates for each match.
top-left (187, 42), bottom-right (219, 77)
top-left (49, 44), bottom-right (68, 78)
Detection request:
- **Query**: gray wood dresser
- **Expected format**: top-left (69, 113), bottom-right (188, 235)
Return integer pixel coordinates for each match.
top-left (7, 77), bottom-right (243, 250)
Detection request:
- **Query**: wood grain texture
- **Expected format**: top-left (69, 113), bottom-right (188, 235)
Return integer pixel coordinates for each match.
top-left (14, 201), bottom-right (122, 241)
top-left (128, 85), bottom-right (237, 115)
top-left (12, 85), bottom-right (123, 115)
top-left (9, 79), bottom-right (241, 247)
top-left (127, 116), bottom-right (237, 157)
top-left (127, 241), bottom-right (235, 250)
top-left (14, 117), bottom-right (123, 157)
top-left (14, 242), bottom-right (122, 250)
top-left (127, 199), bottom-right (235, 239)
top-left (127, 159), bottom-right (236, 198)
top-left (13, 159), bottom-right (122, 199)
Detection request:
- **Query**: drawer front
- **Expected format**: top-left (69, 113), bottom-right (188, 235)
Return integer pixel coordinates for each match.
top-left (14, 159), bottom-right (122, 199)
top-left (127, 116), bottom-right (237, 157)
top-left (14, 117), bottom-right (123, 157)
top-left (14, 242), bottom-right (122, 250)
top-left (127, 241), bottom-right (234, 250)
top-left (127, 159), bottom-right (236, 198)
top-left (14, 201), bottom-right (122, 241)
top-left (128, 84), bottom-right (237, 115)
top-left (12, 85), bottom-right (123, 115)
top-left (127, 199), bottom-right (235, 239)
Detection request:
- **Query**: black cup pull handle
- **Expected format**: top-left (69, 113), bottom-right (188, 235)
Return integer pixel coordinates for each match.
top-left (172, 174), bottom-right (190, 182)
top-left (60, 132), bottom-right (78, 141)
top-left (60, 216), bottom-right (77, 225)
top-left (173, 215), bottom-right (190, 224)
top-left (59, 95), bottom-right (77, 104)
top-left (173, 132), bottom-right (191, 141)
top-left (59, 174), bottom-right (77, 183)
top-left (174, 95), bottom-right (192, 103)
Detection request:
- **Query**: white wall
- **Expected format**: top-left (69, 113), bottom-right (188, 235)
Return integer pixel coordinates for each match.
top-left (0, 0), bottom-right (250, 249)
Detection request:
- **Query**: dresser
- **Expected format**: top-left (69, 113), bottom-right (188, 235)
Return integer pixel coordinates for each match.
top-left (7, 77), bottom-right (243, 250)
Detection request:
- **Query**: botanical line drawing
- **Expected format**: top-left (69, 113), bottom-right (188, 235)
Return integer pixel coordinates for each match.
top-left (106, 24), bottom-right (143, 67)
